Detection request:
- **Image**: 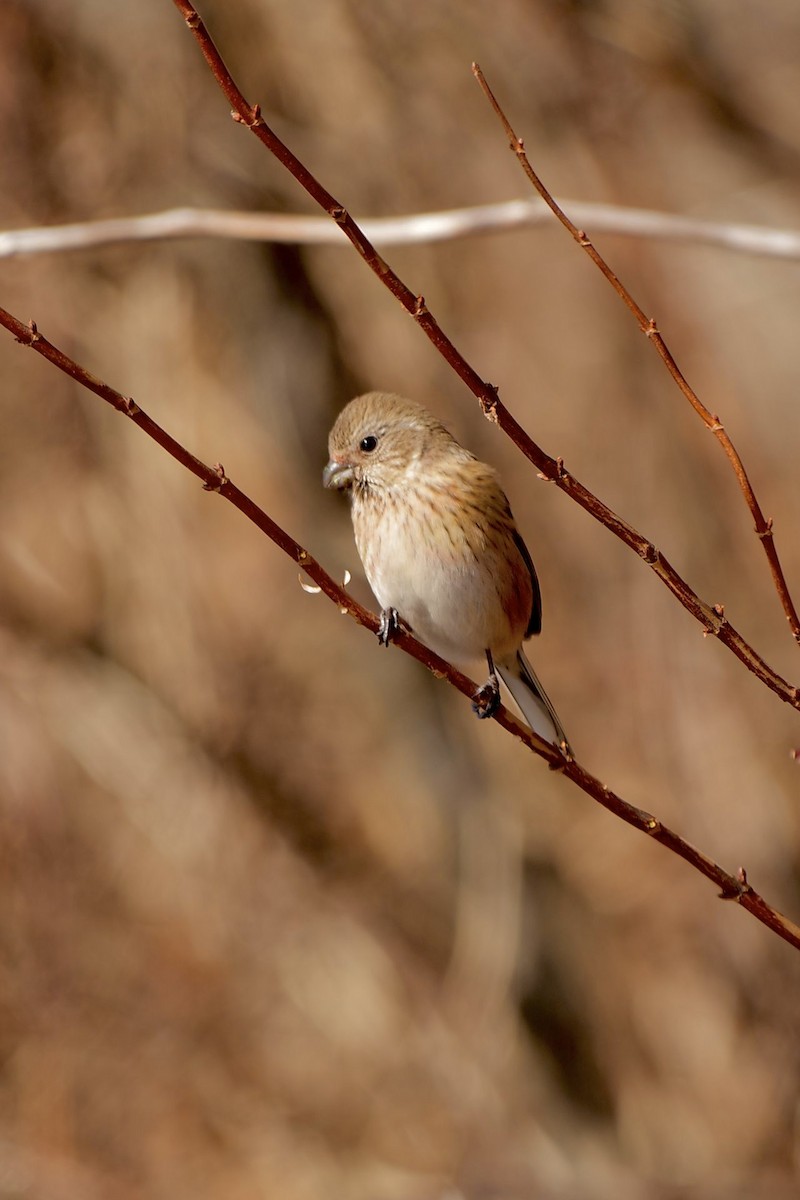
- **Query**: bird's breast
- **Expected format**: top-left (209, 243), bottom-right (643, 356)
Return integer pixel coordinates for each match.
top-left (351, 479), bottom-right (531, 662)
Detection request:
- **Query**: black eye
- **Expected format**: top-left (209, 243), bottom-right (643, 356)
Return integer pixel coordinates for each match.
top-left (360, 435), bottom-right (378, 453)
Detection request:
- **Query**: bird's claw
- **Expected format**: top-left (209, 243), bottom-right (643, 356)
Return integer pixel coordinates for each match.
top-left (472, 675), bottom-right (501, 720)
top-left (377, 607), bottom-right (400, 647)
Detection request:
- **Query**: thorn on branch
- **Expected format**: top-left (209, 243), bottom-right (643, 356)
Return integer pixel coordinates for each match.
top-left (203, 462), bottom-right (228, 491)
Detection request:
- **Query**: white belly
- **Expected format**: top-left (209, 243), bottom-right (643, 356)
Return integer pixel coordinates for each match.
top-left (352, 492), bottom-right (528, 663)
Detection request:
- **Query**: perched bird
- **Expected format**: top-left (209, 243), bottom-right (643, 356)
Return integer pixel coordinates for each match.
top-left (323, 392), bottom-right (571, 754)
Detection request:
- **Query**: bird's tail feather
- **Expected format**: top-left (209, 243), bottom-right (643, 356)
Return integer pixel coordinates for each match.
top-left (497, 650), bottom-right (572, 755)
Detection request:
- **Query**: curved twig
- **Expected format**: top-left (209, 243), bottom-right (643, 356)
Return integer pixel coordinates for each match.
top-left (471, 63), bottom-right (800, 648)
top-left (1, 299), bottom-right (798, 952)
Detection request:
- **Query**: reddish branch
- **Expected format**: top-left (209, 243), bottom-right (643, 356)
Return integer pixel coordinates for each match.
top-left (2, 300), bottom-right (799, 952)
top-left (170, 0), bottom-right (800, 715)
top-left (470, 65), bottom-right (800, 648)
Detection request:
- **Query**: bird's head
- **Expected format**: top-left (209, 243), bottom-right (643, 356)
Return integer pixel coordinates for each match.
top-left (323, 391), bottom-right (453, 494)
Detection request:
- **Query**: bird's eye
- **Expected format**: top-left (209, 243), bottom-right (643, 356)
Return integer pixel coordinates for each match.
top-left (360, 435), bottom-right (378, 453)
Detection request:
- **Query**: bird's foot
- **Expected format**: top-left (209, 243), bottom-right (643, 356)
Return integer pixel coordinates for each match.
top-left (472, 673), bottom-right (501, 720)
top-left (377, 607), bottom-right (400, 647)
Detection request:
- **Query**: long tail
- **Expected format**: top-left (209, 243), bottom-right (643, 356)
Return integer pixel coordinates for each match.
top-left (497, 649), bottom-right (572, 755)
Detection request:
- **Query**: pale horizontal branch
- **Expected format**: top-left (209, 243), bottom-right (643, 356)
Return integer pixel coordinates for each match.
top-left (2, 200), bottom-right (800, 260)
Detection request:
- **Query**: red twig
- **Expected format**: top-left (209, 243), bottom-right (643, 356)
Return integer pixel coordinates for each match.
top-left (2, 300), bottom-right (799, 952)
top-left (169, 0), bottom-right (800, 716)
top-left (470, 64), bottom-right (800, 649)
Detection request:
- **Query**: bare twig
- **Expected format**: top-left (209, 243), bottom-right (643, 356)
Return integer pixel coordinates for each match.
top-left (2, 300), bottom-right (798, 952)
top-left (169, 0), bottom-right (800, 715)
top-left (471, 63), bottom-right (800, 648)
top-left (4, 201), bottom-right (800, 259)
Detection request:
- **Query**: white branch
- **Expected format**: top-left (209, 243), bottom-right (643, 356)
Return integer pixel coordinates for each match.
top-left (2, 199), bottom-right (800, 260)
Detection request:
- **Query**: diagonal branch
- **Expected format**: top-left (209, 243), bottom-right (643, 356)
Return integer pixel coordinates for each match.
top-left (1, 299), bottom-right (798, 952)
top-left (471, 64), bottom-right (800, 648)
top-left (169, 0), bottom-right (800, 715)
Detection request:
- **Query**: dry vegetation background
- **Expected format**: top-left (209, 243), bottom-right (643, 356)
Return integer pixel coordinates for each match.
top-left (1, 1), bottom-right (800, 1197)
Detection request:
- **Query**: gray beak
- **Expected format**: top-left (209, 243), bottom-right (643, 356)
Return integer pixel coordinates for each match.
top-left (323, 460), bottom-right (354, 490)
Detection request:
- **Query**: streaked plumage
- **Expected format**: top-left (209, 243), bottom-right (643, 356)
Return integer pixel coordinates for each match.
top-left (324, 392), bottom-right (570, 753)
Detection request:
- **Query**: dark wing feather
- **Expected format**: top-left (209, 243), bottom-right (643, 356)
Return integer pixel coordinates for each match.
top-left (513, 528), bottom-right (542, 637)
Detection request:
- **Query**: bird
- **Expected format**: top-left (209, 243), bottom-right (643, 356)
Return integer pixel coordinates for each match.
top-left (323, 391), bottom-right (571, 755)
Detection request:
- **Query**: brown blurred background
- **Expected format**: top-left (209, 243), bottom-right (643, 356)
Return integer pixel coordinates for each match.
top-left (1, 1), bottom-right (800, 1197)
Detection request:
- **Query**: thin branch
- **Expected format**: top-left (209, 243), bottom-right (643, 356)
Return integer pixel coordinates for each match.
top-left (4, 201), bottom-right (800, 259)
top-left (169, 0), bottom-right (800, 715)
top-left (471, 63), bottom-right (800, 648)
top-left (2, 300), bottom-right (798, 953)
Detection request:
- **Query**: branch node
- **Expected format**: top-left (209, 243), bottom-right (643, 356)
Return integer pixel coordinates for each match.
top-left (719, 866), bottom-right (752, 901)
top-left (576, 229), bottom-right (591, 247)
top-left (640, 542), bottom-right (658, 564)
top-left (123, 396), bottom-right (140, 417)
top-left (702, 605), bottom-right (728, 638)
top-left (330, 205), bottom-right (348, 226)
top-left (479, 385), bottom-right (500, 423)
top-left (645, 318), bottom-right (659, 339)
top-left (203, 462), bottom-right (228, 491)
top-left (16, 318), bottom-right (40, 346)
top-left (413, 294), bottom-right (428, 318)
top-left (232, 104), bottom-right (264, 129)
top-left (238, 103), bottom-right (262, 127)
top-left (183, 7), bottom-right (200, 29)
top-left (757, 517), bottom-right (774, 539)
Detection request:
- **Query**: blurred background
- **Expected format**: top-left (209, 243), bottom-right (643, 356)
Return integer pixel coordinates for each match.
top-left (1, 1), bottom-right (800, 1197)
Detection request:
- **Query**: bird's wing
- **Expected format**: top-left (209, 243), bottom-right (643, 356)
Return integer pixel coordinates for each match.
top-left (512, 528), bottom-right (542, 638)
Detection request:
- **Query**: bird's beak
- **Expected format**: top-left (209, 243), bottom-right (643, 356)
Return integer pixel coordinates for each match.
top-left (323, 459), bottom-right (354, 490)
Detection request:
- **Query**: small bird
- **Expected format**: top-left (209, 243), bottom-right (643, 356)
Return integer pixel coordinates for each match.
top-left (323, 392), bottom-right (571, 754)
